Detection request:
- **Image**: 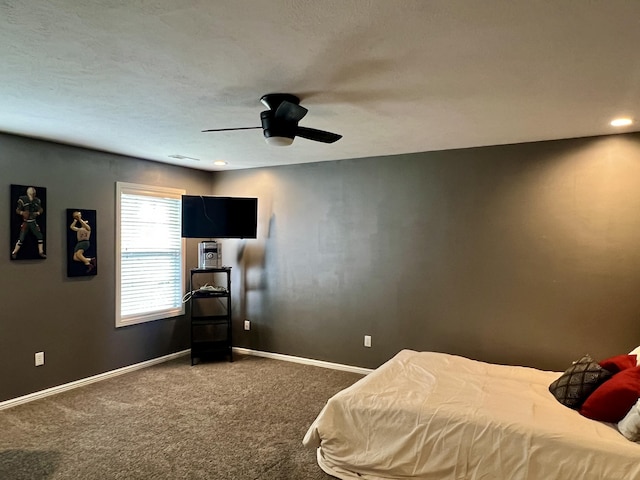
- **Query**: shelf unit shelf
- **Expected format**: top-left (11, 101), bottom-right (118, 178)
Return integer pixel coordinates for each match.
top-left (191, 316), bottom-right (229, 325)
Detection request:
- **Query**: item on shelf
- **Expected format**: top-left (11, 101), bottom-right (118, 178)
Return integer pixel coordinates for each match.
top-left (199, 241), bottom-right (222, 268)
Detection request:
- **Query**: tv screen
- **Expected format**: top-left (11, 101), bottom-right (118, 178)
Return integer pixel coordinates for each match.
top-left (181, 195), bottom-right (257, 239)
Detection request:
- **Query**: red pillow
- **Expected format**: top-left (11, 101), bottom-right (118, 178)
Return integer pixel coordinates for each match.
top-left (579, 366), bottom-right (640, 423)
top-left (599, 354), bottom-right (637, 373)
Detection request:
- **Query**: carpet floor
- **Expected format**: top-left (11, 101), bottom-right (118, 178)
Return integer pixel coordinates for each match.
top-left (0, 354), bottom-right (364, 479)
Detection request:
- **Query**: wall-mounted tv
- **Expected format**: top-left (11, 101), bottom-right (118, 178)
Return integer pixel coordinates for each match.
top-left (181, 195), bottom-right (258, 239)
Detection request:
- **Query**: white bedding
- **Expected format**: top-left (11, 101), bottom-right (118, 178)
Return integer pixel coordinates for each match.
top-left (303, 350), bottom-right (640, 480)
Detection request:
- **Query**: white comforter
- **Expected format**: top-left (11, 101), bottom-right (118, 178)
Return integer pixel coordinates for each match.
top-left (303, 350), bottom-right (640, 480)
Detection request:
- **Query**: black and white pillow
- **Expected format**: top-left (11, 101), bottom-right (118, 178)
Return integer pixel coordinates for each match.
top-left (548, 354), bottom-right (612, 409)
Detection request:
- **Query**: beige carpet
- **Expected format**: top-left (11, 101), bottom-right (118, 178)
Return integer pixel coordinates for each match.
top-left (0, 354), bottom-right (363, 480)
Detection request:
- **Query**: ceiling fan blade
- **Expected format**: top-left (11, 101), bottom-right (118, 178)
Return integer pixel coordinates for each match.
top-left (275, 100), bottom-right (308, 123)
top-left (202, 126), bottom-right (261, 132)
top-left (295, 126), bottom-right (342, 143)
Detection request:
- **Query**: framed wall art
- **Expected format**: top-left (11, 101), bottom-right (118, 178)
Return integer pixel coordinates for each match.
top-left (10, 184), bottom-right (47, 260)
top-left (66, 209), bottom-right (97, 277)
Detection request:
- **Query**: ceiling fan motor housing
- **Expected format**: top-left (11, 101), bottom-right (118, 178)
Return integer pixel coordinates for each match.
top-left (261, 110), bottom-right (296, 144)
top-left (260, 93), bottom-right (300, 110)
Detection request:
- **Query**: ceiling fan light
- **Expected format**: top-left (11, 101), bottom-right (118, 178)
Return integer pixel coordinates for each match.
top-left (264, 136), bottom-right (294, 146)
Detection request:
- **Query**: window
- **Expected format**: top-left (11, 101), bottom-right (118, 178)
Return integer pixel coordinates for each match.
top-left (116, 182), bottom-right (185, 327)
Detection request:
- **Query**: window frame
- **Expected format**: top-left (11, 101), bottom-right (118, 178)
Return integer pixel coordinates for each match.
top-left (115, 182), bottom-right (186, 328)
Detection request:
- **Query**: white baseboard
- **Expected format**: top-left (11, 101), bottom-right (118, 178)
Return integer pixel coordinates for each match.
top-left (233, 347), bottom-right (373, 376)
top-left (0, 350), bottom-right (190, 411)
top-left (1, 348), bottom-right (371, 411)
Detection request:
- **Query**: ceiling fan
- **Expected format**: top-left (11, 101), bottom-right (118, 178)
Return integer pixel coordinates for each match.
top-left (202, 93), bottom-right (342, 146)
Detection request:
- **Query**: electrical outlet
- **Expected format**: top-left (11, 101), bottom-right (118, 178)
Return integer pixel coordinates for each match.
top-left (35, 351), bottom-right (45, 366)
top-left (364, 335), bottom-right (372, 348)
top-left (244, 320), bottom-right (251, 331)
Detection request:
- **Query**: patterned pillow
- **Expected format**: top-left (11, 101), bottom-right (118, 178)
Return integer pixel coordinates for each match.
top-left (548, 354), bottom-right (612, 409)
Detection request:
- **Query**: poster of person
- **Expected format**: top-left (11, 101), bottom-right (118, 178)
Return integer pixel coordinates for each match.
top-left (66, 209), bottom-right (97, 277)
top-left (10, 184), bottom-right (47, 260)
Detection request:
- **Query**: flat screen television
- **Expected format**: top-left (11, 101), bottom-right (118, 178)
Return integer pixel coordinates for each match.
top-left (181, 195), bottom-right (258, 239)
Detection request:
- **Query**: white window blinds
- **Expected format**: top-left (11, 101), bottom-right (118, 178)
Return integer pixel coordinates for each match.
top-left (116, 182), bottom-right (185, 327)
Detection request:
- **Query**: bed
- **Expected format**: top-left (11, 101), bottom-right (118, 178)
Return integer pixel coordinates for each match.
top-left (303, 349), bottom-right (640, 480)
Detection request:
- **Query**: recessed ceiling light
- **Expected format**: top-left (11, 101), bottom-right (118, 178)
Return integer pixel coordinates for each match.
top-left (214, 160), bottom-right (228, 166)
top-left (610, 118), bottom-right (633, 127)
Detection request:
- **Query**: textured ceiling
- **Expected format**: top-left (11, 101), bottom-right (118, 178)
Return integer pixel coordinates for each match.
top-left (1, 1), bottom-right (639, 171)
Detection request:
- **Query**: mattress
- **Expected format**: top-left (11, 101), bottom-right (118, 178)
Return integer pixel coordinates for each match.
top-left (303, 349), bottom-right (640, 480)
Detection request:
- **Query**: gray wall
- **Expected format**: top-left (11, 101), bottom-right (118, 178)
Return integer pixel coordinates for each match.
top-left (3, 131), bottom-right (640, 403)
top-left (0, 133), bottom-right (211, 402)
top-left (215, 133), bottom-right (640, 371)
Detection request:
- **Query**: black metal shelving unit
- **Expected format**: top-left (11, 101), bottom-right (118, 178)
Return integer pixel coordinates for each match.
top-left (189, 267), bottom-right (232, 365)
